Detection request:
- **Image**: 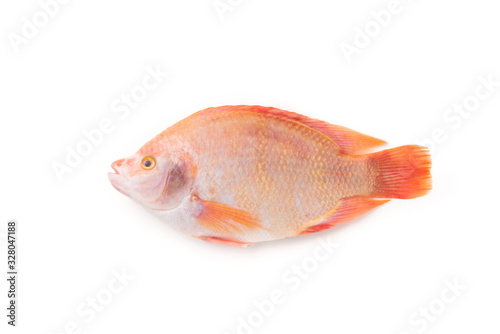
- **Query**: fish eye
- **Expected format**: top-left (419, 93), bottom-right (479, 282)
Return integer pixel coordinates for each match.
top-left (141, 156), bottom-right (156, 170)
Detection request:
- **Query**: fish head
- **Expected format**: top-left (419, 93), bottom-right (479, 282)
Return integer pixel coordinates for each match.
top-left (108, 150), bottom-right (195, 211)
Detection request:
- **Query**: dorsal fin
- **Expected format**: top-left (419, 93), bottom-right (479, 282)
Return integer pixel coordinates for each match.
top-left (199, 105), bottom-right (387, 154)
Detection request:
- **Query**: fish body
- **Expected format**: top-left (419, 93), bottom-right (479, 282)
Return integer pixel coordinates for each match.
top-left (109, 106), bottom-right (431, 247)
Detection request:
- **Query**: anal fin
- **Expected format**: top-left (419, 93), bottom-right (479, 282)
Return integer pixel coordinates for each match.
top-left (198, 236), bottom-right (252, 247)
top-left (300, 197), bottom-right (389, 235)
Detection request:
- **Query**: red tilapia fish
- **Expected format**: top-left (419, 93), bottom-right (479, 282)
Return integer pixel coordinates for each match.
top-left (109, 106), bottom-right (431, 247)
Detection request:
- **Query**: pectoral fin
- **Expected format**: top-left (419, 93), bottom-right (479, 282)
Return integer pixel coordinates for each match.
top-left (191, 196), bottom-right (265, 235)
top-left (300, 196), bottom-right (389, 235)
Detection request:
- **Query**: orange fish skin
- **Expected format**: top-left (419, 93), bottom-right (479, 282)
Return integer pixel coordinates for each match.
top-left (109, 105), bottom-right (432, 246)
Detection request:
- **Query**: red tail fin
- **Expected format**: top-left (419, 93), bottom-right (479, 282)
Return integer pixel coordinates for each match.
top-left (369, 145), bottom-right (432, 199)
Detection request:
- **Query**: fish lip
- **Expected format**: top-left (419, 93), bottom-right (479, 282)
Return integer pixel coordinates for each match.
top-left (108, 172), bottom-right (129, 196)
top-left (110, 158), bottom-right (127, 175)
top-left (108, 172), bottom-right (127, 183)
top-left (111, 164), bottom-right (120, 174)
top-left (110, 161), bottom-right (129, 180)
top-left (109, 159), bottom-right (130, 197)
top-left (111, 162), bottom-right (123, 175)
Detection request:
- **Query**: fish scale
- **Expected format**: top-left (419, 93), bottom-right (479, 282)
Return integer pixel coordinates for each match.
top-left (169, 109), bottom-right (369, 239)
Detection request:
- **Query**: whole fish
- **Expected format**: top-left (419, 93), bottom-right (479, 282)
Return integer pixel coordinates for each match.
top-left (109, 105), bottom-right (431, 247)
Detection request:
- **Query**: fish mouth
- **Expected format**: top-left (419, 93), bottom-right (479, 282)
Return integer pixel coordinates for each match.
top-left (110, 158), bottom-right (127, 175)
top-left (109, 165), bottom-right (127, 180)
top-left (111, 164), bottom-right (120, 174)
top-left (108, 172), bottom-right (129, 196)
top-left (109, 160), bottom-right (129, 195)
top-left (110, 159), bottom-right (125, 174)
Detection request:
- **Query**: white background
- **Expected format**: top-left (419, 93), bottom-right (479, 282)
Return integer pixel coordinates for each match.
top-left (1, 0), bottom-right (499, 333)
